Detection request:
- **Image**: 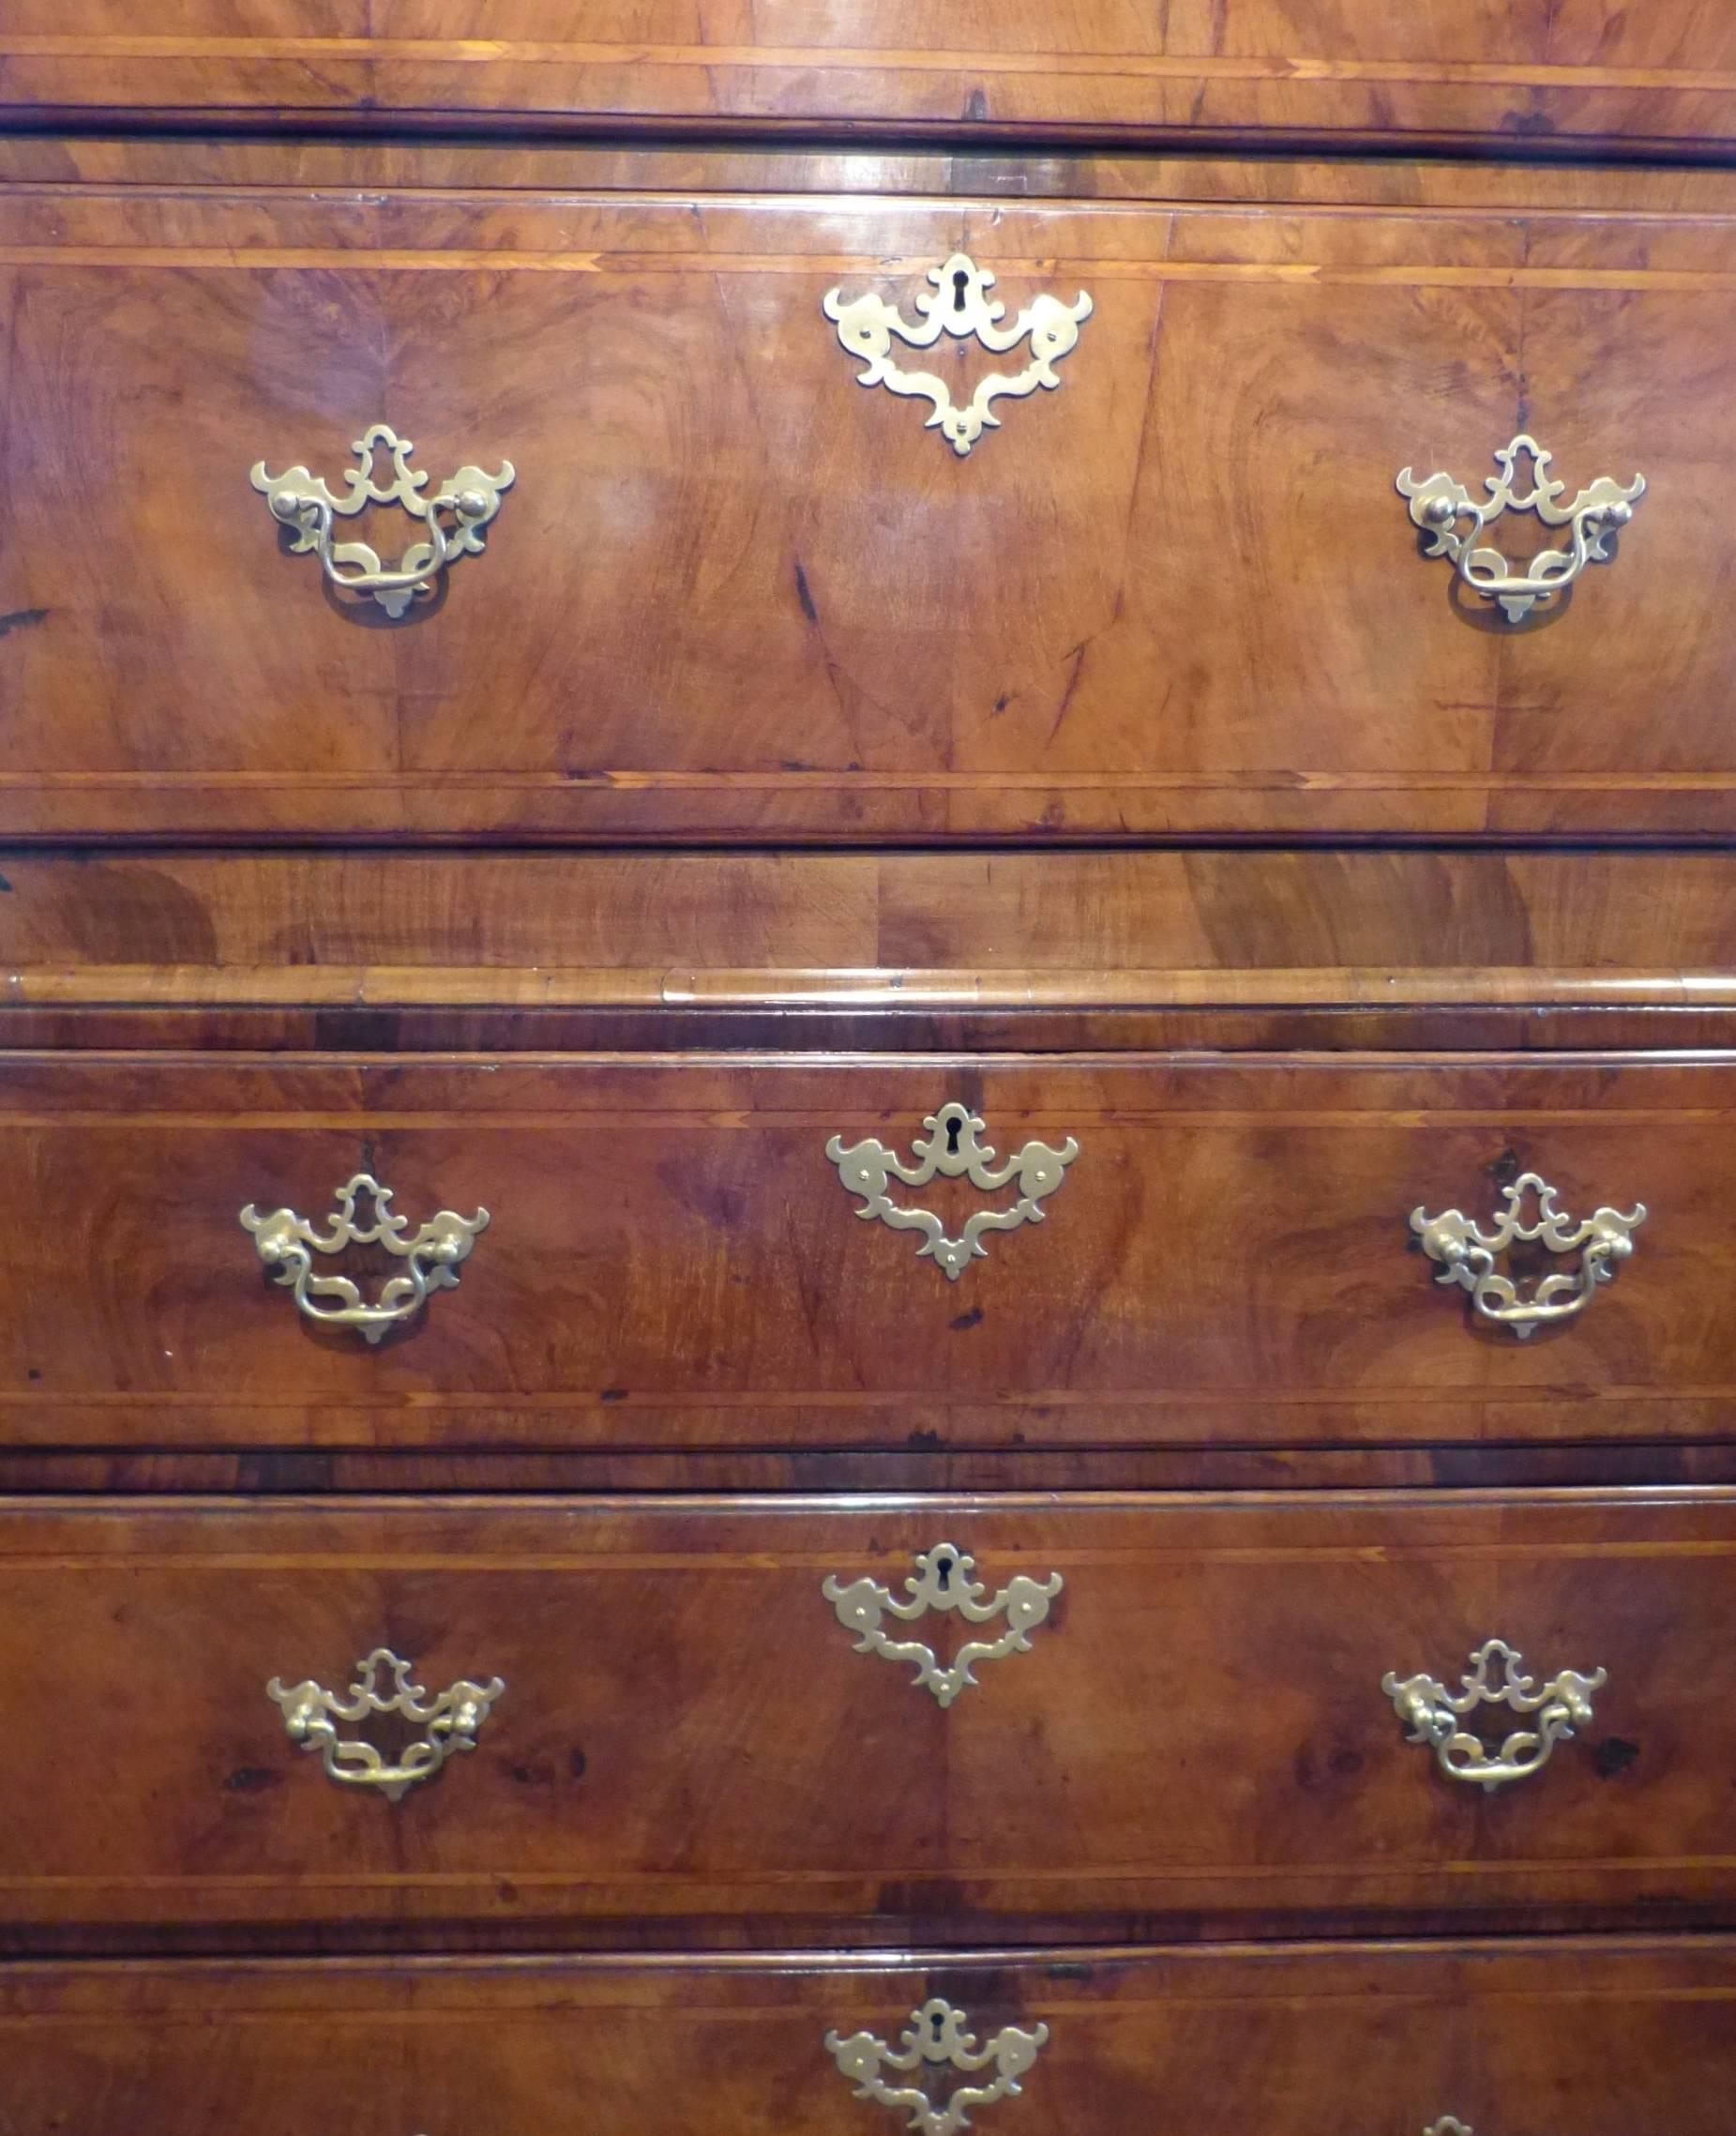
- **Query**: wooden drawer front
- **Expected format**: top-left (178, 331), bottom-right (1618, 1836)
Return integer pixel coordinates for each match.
top-left (7, 184), bottom-right (1736, 843)
top-left (5, 8), bottom-right (1734, 154)
top-left (3, 1053), bottom-right (1732, 1456)
top-left (2, 1493), bottom-right (1732, 1943)
top-left (6, 1945), bottom-right (1736, 2136)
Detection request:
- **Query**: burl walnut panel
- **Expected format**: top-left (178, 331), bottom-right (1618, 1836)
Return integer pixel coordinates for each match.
top-left (3, 1941), bottom-right (1735, 2134)
top-left (5, 183), bottom-right (1736, 838)
top-left (1, 1051), bottom-right (1734, 1453)
top-left (3, 5), bottom-right (1734, 153)
top-left (0, 1493), bottom-right (1731, 1947)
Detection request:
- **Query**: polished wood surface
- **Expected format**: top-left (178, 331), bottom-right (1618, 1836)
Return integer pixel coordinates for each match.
top-left (4, 8), bottom-right (1736, 154)
top-left (3, 1052), bottom-right (1733, 1456)
top-left (1, 1492), bottom-right (1731, 1948)
top-left (15, 840), bottom-right (1736, 1056)
top-left (3, 0), bottom-right (1734, 2096)
top-left (3, 1939), bottom-right (1734, 2132)
top-left (10, 848), bottom-right (1736, 991)
top-left (7, 183), bottom-right (1736, 839)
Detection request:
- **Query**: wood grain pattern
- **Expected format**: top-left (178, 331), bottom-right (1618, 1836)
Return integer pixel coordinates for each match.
top-left (7, 185), bottom-right (1736, 839)
top-left (11, 840), bottom-right (1736, 1052)
top-left (0, 1492), bottom-right (1732, 1948)
top-left (4, 6), bottom-right (1736, 153)
top-left (4, 1940), bottom-right (1735, 2133)
top-left (1, 1051), bottom-right (1734, 1455)
top-left (8, 849), bottom-right (1736, 1000)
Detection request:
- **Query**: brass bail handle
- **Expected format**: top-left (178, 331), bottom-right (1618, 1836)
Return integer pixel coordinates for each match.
top-left (1396, 433), bottom-right (1644, 623)
top-left (238, 1173), bottom-right (491, 1343)
top-left (265, 1647), bottom-right (506, 1803)
top-left (251, 421), bottom-right (515, 618)
top-left (274, 481), bottom-right (453, 605)
top-left (1383, 1638), bottom-right (1607, 1793)
top-left (1411, 1171), bottom-right (1644, 1338)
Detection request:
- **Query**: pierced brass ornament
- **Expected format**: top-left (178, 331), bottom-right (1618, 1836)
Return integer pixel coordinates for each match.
top-left (1383, 1638), bottom-right (1607, 1793)
top-left (1411, 1171), bottom-right (1644, 1338)
top-left (823, 253), bottom-right (1092, 457)
top-left (1396, 433), bottom-right (1644, 622)
top-left (826, 1997), bottom-right (1049, 2136)
top-left (1424, 2123), bottom-right (1473, 2136)
top-left (239, 1173), bottom-right (490, 1343)
top-left (266, 1647), bottom-right (506, 1802)
top-left (251, 421), bottom-right (515, 616)
top-left (823, 1543), bottom-right (1062, 1707)
top-left (826, 1101), bottom-right (1078, 1280)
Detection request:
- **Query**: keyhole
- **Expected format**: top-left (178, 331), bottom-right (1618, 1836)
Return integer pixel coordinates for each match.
top-left (945, 1115), bottom-right (963, 1156)
top-left (952, 268), bottom-right (971, 313)
top-left (934, 1553), bottom-right (954, 1592)
top-left (931, 2009), bottom-right (947, 2041)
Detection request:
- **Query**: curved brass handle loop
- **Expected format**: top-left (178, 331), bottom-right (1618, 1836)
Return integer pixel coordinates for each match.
top-left (279, 483), bottom-right (453, 607)
top-left (823, 1543), bottom-right (1063, 1707)
top-left (1411, 1171), bottom-right (1644, 1339)
top-left (826, 1998), bottom-right (1048, 2136)
top-left (266, 1647), bottom-right (506, 1803)
top-left (1396, 433), bottom-right (1644, 622)
top-left (251, 421), bottom-right (515, 618)
top-left (239, 1173), bottom-right (490, 1343)
top-left (1383, 1638), bottom-right (1607, 1794)
top-left (827, 1101), bottom-right (1079, 1281)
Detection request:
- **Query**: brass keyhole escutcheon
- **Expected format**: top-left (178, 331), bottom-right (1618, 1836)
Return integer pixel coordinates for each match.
top-left (826, 1102), bottom-right (1078, 1280)
top-left (823, 1544), bottom-right (1063, 1706)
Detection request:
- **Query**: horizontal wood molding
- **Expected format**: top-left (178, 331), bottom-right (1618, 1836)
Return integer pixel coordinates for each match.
top-left (5, 13), bottom-right (1736, 154)
top-left (10, 963), bottom-right (1736, 1012)
top-left (6, 851), bottom-right (1736, 1011)
top-left (18, 140), bottom-right (1736, 207)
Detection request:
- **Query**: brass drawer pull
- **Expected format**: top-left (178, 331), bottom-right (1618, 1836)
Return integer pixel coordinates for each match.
top-left (1411, 1171), bottom-right (1644, 1338)
top-left (826, 1997), bottom-right (1048, 2136)
top-left (1383, 1637), bottom-right (1607, 1793)
top-left (827, 1101), bottom-right (1078, 1281)
top-left (1396, 433), bottom-right (1644, 622)
top-left (823, 252), bottom-right (1092, 457)
top-left (266, 1647), bottom-right (506, 1802)
top-left (823, 1543), bottom-right (1062, 1706)
top-left (239, 1173), bottom-right (490, 1343)
top-left (251, 421), bottom-right (514, 617)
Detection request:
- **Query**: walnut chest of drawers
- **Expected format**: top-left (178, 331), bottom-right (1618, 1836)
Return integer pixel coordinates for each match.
top-left (4, 8), bottom-right (1736, 2133)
